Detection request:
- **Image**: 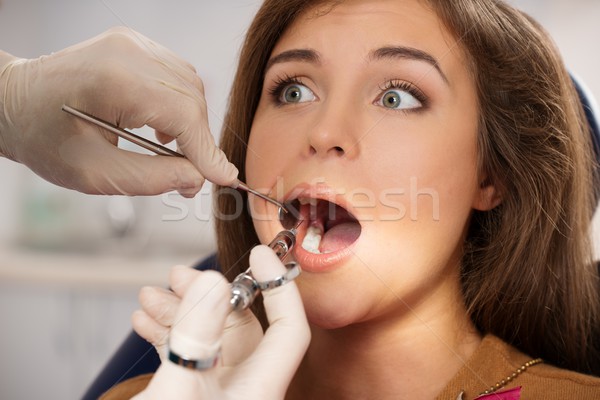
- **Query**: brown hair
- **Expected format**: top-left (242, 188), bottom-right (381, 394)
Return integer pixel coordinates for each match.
top-left (215, 0), bottom-right (600, 375)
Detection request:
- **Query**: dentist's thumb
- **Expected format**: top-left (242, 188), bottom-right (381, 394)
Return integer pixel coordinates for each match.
top-left (233, 245), bottom-right (310, 399)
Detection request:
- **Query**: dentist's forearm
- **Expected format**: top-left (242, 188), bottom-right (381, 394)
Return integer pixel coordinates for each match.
top-left (0, 49), bottom-right (22, 159)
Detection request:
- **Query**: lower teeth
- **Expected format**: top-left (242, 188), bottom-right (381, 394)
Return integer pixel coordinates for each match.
top-left (302, 225), bottom-right (323, 254)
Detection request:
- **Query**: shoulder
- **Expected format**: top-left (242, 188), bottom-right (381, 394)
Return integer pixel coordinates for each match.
top-left (436, 335), bottom-right (600, 400)
top-left (99, 373), bottom-right (153, 399)
top-left (512, 351), bottom-right (600, 398)
top-left (481, 335), bottom-right (600, 399)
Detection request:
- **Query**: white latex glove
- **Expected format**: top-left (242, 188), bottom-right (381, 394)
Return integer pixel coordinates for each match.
top-left (0, 27), bottom-right (237, 197)
top-left (132, 245), bottom-right (311, 400)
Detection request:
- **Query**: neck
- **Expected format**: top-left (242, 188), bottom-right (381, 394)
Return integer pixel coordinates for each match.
top-left (286, 283), bottom-right (481, 400)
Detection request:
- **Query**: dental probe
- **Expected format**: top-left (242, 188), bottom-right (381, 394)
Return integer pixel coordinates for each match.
top-left (230, 218), bottom-right (304, 311)
top-left (61, 105), bottom-right (288, 212)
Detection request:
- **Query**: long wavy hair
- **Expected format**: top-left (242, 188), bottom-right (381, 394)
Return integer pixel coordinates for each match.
top-left (214, 0), bottom-right (600, 375)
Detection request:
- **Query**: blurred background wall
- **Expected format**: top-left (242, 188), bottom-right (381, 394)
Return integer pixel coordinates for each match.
top-left (0, 0), bottom-right (598, 398)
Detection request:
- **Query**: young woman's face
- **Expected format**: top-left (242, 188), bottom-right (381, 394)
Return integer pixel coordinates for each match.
top-left (245, 0), bottom-right (488, 328)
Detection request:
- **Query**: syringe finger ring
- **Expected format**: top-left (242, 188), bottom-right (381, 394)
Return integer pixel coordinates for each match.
top-left (229, 262), bottom-right (301, 311)
top-left (256, 262), bottom-right (301, 291)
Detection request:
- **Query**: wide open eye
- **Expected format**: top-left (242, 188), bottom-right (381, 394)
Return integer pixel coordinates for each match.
top-left (375, 80), bottom-right (426, 111)
top-left (280, 83), bottom-right (316, 104)
top-left (378, 88), bottom-right (422, 110)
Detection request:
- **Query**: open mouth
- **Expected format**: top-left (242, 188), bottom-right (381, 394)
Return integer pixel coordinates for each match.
top-left (293, 198), bottom-right (362, 254)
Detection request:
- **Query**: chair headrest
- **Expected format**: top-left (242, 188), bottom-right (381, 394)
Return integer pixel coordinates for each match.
top-left (571, 73), bottom-right (600, 204)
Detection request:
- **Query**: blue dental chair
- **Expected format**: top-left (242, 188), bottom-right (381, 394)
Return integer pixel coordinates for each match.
top-left (82, 76), bottom-right (600, 399)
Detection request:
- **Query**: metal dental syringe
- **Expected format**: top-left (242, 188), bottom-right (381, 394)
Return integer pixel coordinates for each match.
top-left (230, 201), bottom-right (303, 311)
top-left (230, 218), bottom-right (303, 311)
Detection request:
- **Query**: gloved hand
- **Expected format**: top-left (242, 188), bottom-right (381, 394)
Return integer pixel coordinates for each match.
top-left (0, 27), bottom-right (237, 197)
top-left (132, 245), bottom-right (311, 399)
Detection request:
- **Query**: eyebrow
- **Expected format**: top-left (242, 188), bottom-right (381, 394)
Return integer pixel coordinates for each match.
top-left (265, 46), bottom-right (449, 84)
top-left (265, 49), bottom-right (321, 72)
top-left (370, 46), bottom-right (449, 84)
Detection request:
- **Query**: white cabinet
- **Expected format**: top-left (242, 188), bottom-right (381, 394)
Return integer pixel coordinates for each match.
top-left (0, 282), bottom-right (139, 399)
top-left (0, 249), bottom-right (203, 399)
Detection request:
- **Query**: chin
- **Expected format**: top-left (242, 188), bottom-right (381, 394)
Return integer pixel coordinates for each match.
top-left (305, 306), bottom-right (358, 330)
top-left (297, 276), bottom-right (372, 330)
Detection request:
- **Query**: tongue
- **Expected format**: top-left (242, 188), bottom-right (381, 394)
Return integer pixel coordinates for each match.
top-left (319, 221), bottom-right (361, 253)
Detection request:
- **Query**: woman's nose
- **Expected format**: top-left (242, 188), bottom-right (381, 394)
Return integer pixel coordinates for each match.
top-left (306, 102), bottom-right (359, 159)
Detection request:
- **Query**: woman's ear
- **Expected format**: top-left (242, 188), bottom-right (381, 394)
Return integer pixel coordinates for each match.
top-left (472, 176), bottom-right (502, 211)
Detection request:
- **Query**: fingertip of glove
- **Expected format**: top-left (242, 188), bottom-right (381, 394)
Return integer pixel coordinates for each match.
top-left (203, 156), bottom-right (239, 187)
top-left (174, 161), bottom-right (205, 194)
top-left (131, 309), bottom-right (145, 324)
top-left (184, 270), bottom-right (230, 306)
top-left (177, 187), bottom-right (201, 198)
top-left (138, 286), bottom-right (155, 303)
top-left (250, 245), bottom-right (288, 282)
top-left (131, 309), bottom-right (150, 333)
top-left (225, 162), bottom-right (240, 182)
top-left (169, 265), bottom-right (197, 292)
top-left (249, 244), bottom-right (277, 263)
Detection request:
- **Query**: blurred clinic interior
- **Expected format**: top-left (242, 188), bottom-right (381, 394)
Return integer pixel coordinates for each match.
top-left (0, 0), bottom-right (599, 398)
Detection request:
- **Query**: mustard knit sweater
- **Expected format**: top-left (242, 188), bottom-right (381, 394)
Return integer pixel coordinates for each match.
top-left (101, 334), bottom-right (600, 399)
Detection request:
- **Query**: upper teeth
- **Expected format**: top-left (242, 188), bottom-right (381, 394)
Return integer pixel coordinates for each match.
top-left (302, 225), bottom-right (323, 254)
top-left (298, 197), bottom-right (319, 206)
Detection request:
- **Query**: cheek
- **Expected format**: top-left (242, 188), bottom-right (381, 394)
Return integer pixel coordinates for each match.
top-left (245, 107), bottom-right (306, 188)
top-left (356, 118), bottom-right (479, 271)
top-left (360, 118), bottom-right (479, 215)
top-left (245, 129), bottom-right (277, 188)
top-left (245, 112), bottom-right (298, 244)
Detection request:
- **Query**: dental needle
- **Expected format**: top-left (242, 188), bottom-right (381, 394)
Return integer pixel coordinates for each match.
top-left (61, 105), bottom-right (288, 212)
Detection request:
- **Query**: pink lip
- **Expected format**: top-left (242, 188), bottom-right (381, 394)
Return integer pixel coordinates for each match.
top-left (285, 183), bottom-right (360, 273)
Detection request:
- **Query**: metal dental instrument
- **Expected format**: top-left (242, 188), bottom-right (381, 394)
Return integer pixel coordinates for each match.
top-left (61, 105), bottom-right (302, 310)
top-left (61, 105), bottom-right (288, 212)
top-left (230, 217), bottom-right (304, 311)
